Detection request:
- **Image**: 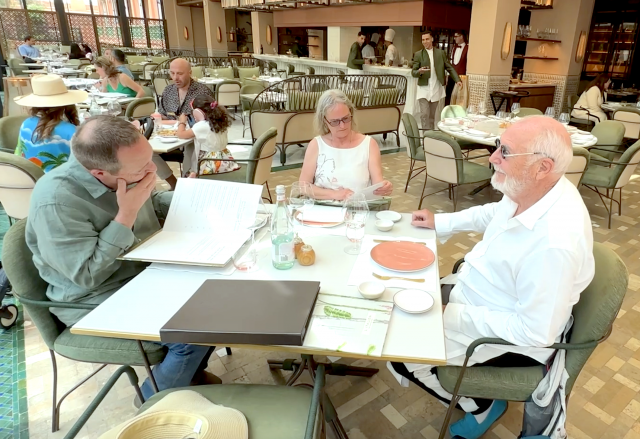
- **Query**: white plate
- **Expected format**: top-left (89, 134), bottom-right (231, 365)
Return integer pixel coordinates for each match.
top-left (465, 129), bottom-right (490, 138)
top-left (159, 137), bottom-right (178, 143)
top-left (443, 118), bottom-right (461, 126)
top-left (447, 126), bottom-right (463, 132)
top-left (393, 289), bottom-right (435, 314)
top-left (376, 210), bottom-right (401, 222)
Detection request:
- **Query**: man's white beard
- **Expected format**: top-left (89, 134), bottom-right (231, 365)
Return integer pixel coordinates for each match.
top-left (491, 167), bottom-right (527, 198)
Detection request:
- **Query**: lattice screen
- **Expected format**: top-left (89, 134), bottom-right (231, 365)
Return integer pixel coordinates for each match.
top-left (0, 9), bottom-right (60, 57)
top-left (67, 13), bottom-right (97, 53)
top-left (147, 19), bottom-right (165, 50)
top-left (94, 15), bottom-right (122, 49)
top-left (128, 17), bottom-right (146, 48)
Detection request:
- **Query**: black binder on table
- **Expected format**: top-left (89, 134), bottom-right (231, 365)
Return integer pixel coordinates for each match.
top-left (160, 279), bottom-right (321, 346)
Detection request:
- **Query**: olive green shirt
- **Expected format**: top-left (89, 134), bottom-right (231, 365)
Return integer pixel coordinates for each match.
top-left (346, 42), bottom-right (364, 70)
top-left (26, 155), bottom-right (173, 326)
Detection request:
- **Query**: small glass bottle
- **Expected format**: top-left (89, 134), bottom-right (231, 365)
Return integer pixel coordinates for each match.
top-left (271, 185), bottom-right (295, 270)
top-left (298, 245), bottom-right (316, 266)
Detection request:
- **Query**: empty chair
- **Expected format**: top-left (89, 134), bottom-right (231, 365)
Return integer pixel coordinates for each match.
top-left (206, 67), bottom-right (234, 79)
top-left (441, 105), bottom-right (466, 119)
top-left (306, 66), bottom-right (315, 75)
top-left (516, 107), bottom-right (543, 117)
top-left (0, 152), bottom-right (44, 222)
top-left (401, 113), bottom-right (426, 192)
top-left (8, 58), bottom-right (29, 76)
top-left (237, 67), bottom-right (261, 85)
top-left (124, 97), bottom-right (156, 119)
top-left (581, 140), bottom-right (640, 228)
top-left (0, 115), bottom-right (28, 153)
top-left (420, 132), bottom-right (493, 211)
top-left (240, 83), bottom-right (267, 136)
top-left (590, 120), bottom-right (626, 162)
top-left (3, 77), bottom-right (32, 117)
top-left (612, 108), bottom-right (640, 140)
top-left (566, 147), bottom-right (590, 187)
top-left (216, 80), bottom-right (242, 114)
top-left (287, 64), bottom-right (304, 77)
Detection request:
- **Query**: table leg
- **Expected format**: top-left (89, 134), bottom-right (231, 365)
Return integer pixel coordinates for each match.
top-left (267, 357), bottom-right (379, 379)
top-left (468, 181), bottom-right (491, 196)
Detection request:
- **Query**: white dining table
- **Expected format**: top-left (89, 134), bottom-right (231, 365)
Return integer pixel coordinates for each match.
top-left (149, 136), bottom-right (193, 154)
top-left (71, 212), bottom-right (447, 365)
top-left (438, 117), bottom-right (598, 148)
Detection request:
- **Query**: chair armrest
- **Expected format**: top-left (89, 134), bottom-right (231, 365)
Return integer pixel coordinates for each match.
top-left (468, 153), bottom-right (492, 159)
top-left (304, 364), bottom-right (325, 439)
top-left (18, 296), bottom-right (98, 310)
top-left (588, 146), bottom-right (624, 154)
top-left (464, 335), bottom-right (602, 360)
top-left (590, 156), bottom-right (639, 166)
top-left (452, 258), bottom-right (465, 273)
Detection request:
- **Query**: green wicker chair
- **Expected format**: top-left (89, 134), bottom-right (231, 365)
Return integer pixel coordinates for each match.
top-left (434, 242), bottom-right (628, 439)
top-left (401, 112), bottom-right (426, 192)
top-left (287, 64), bottom-right (304, 77)
top-left (581, 139), bottom-right (640, 228)
top-left (206, 67), bottom-right (235, 79)
top-left (240, 83), bottom-right (267, 136)
top-left (441, 105), bottom-right (467, 119)
top-left (1, 220), bottom-right (168, 433)
top-left (0, 115), bottom-right (27, 153)
top-left (124, 97), bottom-right (156, 119)
top-left (420, 131), bottom-right (493, 211)
top-left (198, 127), bottom-right (277, 202)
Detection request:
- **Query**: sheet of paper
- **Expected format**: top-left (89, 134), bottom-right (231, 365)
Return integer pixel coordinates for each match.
top-left (298, 205), bottom-right (346, 223)
top-left (358, 182), bottom-right (384, 201)
top-left (164, 178), bottom-right (263, 233)
top-left (147, 262), bottom-right (236, 276)
top-left (123, 230), bottom-right (250, 266)
top-left (304, 293), bottom-right (393, 356)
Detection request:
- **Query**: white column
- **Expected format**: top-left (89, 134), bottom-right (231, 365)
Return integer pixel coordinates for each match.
top-left (204, 1), bottom-right (228, 57)
top-left (327, 26), bottom-right (360, 63)
top-left (251, 12), bottom-right (277, 55)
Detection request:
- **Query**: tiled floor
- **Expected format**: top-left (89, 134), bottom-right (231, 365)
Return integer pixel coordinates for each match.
top-left (18, 121), bottom-right (640, 439)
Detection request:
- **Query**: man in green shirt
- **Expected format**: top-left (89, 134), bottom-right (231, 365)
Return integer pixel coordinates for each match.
top-left (26, 116), bottom-right (219, 402)
top-left (346, 32), bottom-right (365, 74)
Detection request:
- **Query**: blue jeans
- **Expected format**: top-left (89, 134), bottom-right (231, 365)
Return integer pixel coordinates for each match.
top-left (140, 342), bottom-right (214, 400)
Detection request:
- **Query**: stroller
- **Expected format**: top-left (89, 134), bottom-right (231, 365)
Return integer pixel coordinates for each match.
top-left (0, 262), bottom-right (18, 329)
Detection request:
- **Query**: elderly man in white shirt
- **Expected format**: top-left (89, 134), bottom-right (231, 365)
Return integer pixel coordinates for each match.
top-left (389, 116), bottom-right (595, 439)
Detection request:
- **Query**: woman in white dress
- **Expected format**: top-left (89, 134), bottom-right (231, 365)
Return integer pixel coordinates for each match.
top-left (299, 89), bottom-right (393, 200)
top-left (571, 74), bottom-right (611, 124)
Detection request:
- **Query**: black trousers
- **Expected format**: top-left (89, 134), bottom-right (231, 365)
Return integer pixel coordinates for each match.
top-left (445, 76), bottom-right (456, 106)
top-left (390, 353), bottom-right (543, 414)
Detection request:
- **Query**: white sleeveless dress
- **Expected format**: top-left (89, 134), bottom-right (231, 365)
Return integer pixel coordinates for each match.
top-left (313, 134), bottom-right (371, 193)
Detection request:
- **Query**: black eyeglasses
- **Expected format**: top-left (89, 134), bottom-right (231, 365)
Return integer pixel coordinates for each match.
top-left (325, 115), bottom-right (352, 127)
top-left (495, 139), bottom-right (546, 160)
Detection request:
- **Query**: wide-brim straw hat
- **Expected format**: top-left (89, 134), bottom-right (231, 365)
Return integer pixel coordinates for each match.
top-left (99, 390), bottom-right (248, 439)
top-left (15, 74), bottom-right (88, 107)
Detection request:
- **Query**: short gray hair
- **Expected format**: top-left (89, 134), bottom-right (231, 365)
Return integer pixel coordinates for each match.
top-left (524, 116), bottom-right (573, 174)
top-left (314, 89), bottom-right (357, 135)
top-left (72, 116), bottom-right (143, 174)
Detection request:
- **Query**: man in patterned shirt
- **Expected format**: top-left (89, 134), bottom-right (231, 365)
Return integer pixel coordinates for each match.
top-left (158, 58), bottom-right (214, 119)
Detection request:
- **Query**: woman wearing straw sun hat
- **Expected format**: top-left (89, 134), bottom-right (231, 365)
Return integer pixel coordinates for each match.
top-left (14, 74), bottom-right (88, 171)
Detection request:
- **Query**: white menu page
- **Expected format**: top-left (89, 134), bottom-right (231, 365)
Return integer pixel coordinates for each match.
top-left (121, 178), bottom-right (263, 266)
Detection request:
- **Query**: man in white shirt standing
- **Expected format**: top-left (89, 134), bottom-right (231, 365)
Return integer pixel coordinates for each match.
top-left (412, 31), bottom-right (461, 130)
top-left (384, 28), bottom-right (399, 66)
top-left (389, 116), bottom-right (595, 439)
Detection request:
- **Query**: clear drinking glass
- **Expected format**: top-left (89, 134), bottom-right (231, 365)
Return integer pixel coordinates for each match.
top-left (233, 228), bottom-right (258, 272)
top-left (288, 182), bottom-right (314, 227)
top-left (344, 193), bottom-right (368, 255)
top-left (107, 99), bottom-right (121, 117)
top-left (478, 101), bottom-right (487, 116)
top-left (558, 113), bottom-right (570, 125)
top-left (511, 102), bottom-right (521, 117)
top-left (466, 104), bottom-right (477, 117)
top-left (545, 107), bottom-right (556, 118)
top-left (496, 111), bottom-right (507, 120)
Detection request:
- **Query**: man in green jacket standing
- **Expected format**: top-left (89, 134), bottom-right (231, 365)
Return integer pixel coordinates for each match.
top-left (412, 31), bottom-right (462, 130)
top-left (347, 32), bottom-right (365, 74)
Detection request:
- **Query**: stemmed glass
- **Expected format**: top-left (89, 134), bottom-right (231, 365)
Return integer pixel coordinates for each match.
top-left (288, 181), bottom-right (314, 228)
top-left (545, 107), bottom-right (556, 118)
top-left (344, 193), bottom-right (368, 255)
top-left (466, 104), bottom-right (477, 128)
top-left (511, 102), bottom-right (521, 118)
top-left (496, 111), bottom-right (507, 120)
top-left (478, 101), bottom-right (487, 117)
top-left (558, 113), bottom-right (570, 126)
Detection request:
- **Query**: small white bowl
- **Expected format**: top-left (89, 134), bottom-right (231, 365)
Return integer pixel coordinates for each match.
top-left (159, 137), bottom-right (178, 144)
top-left (358, 281), bottom-right (385, 300)
top-left (376, 210), bottom-right (402, 222)
top-left (375, 219), bottom-right (394, 232)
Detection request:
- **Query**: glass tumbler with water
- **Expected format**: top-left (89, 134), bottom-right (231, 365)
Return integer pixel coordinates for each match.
top-left (233, 228), bottom-right (257, 272)
top-left (558, 113), bottom-right (570, 126)
top-left (344, 193), bottom-right (369, 255)
top-left (545, 107), bottom-right (556, 119)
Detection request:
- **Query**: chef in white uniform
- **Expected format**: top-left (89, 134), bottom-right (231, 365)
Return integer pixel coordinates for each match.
top-left (362, 34), bottom-right (377, 63)
top-left (384, 29), bottom-right (400, 67)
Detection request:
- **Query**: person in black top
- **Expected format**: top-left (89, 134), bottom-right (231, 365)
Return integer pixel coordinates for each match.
top-left (69, 43), bottom-right (85, 60)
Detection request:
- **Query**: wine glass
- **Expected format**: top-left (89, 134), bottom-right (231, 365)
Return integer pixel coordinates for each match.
top-left (466, 104), bottom-right (477, 118)
top-left (511, 102), bottom-right (521, 118)
top-left (558, 113), bottom-right (570, 126)
top-left (545, 107), bottom-right (556, 118)
top-left (107, 99), bottom-right (121, 117)
top-left (288, 182), bottom-right (314, 228)
top-left (496, 111), bottom-right (507, 120)
top-left (478, 101), bottom-right (487, 117)
top-left (344, 193), bottom-right (368, 255)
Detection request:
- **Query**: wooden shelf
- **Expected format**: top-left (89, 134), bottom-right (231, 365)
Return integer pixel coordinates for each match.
top-left (513, 55), bottom-right (559, 60)
top-left (516, 36), bottom-right (561, 43)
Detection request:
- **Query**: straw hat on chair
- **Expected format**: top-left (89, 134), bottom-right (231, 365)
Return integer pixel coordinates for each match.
top-left (14, 74), bottom-right (88, 107)
top-left (100, 390), bottom-right (248, 439)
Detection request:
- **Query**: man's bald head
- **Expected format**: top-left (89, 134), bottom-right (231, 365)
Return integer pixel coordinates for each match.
top-left (169, 58), bottom-right (192, 89)
top-left (502, 115), bottom-right (573, 175)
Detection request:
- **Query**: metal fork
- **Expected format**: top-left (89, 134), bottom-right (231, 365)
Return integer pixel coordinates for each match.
top-left (372, 273), bottom-right (425, 283)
